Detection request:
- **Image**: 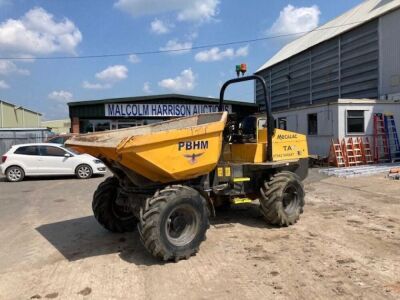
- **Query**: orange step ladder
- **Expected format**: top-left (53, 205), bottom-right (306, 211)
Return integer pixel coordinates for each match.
top-left (360, 137), bottom-right (374, 164)
top-left (352, 137), bottom-right (364, 165)
top-left (329, 139), bottom-right (347, 167)
top-left (342, 138), bottom-right (357, 166)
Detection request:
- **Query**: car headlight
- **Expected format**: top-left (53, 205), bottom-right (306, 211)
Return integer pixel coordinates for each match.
top-left (93, 159), bottom-right (103, 164)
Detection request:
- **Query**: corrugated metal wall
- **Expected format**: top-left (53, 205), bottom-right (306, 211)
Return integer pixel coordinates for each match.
top-left (0, 129), bottom-right (50, 155)
top-left (256, 19), bottom-right (379, 111)
top-left (380, 8), bottom-right (400, 96)
top-left (0, 101), bottom-right (41, 128)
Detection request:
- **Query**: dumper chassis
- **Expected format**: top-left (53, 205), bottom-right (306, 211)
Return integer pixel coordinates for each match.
top-left (67, 75), bottom-right (308, 262)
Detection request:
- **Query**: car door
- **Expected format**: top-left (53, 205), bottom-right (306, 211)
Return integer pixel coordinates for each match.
top-left (13, 145), bottom-right (42, 174)
top-left (38, 146), bottom-right (74, 174)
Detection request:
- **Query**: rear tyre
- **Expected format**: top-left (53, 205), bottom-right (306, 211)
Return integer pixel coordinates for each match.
top-left (5, 166), bottom-right (25, 182)
top-left (76, 164), bottom-right (93, 179)
top-left (138, 185), bottom-right (209, 262)
top-left (92, 177), bottom-right (137, 233)
top-left (259, 171), bottom-right (305, 226)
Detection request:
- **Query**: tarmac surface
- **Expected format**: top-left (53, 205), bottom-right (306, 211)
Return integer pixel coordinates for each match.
top-left (0, 170), bottom-right (399, 299)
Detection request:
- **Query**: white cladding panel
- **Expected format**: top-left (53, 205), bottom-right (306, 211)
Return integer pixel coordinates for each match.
top-left (379, 8), bottom-right (400, 97)
top-left (272, 101), bottom-right (400, 157)
top-left (337, 103), bottom-right (400, 139)
top-left (272, 105), bottom-right (338, 157)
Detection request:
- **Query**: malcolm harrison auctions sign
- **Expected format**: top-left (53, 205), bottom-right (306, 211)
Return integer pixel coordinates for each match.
top-left (105, 103), bottom-right (232, 117)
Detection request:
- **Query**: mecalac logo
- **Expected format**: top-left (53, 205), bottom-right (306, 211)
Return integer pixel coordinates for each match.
top-left (178, 140), bottom-right (209, 151)
top-left (184, 153), bottom-right (204, 164)
top-left (277, 134), bottom-right (297, 140)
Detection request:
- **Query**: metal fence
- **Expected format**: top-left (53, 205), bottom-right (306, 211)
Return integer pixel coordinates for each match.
top-left (0, 129), bottom-right (51, 155)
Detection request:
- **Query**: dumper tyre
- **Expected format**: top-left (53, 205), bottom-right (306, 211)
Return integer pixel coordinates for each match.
top-left (138, 185), bottom-right (209, 262)
top-left (259, 171), bottom-right (305, 226)
top-left (92, 176), bottom-right (137, 233)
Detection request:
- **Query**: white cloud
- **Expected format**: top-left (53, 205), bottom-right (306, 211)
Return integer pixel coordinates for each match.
top-left (128, 54), bottom-right (141, 64)
top-left (160, 39), bottom-right (192, 55)
top-left (268, 5), bottom-right (320, 36)
top-left (95, 65), bottom-right (128, 82)
top-left (114, 0), bottom-right (220, 22)
top-left (158, 68), bottom-right (196, 92)
top-left (143, 82), bottom-right (152, 94)
top-left (82, 81), bottom-right (112, 90)
top-left (177, 0), bottom-right (219, 22)
top-left (0, 80), bottom-right (9, 89)
top-left (48, 90), bottom-right (73, 103)
top-left (0, 7), bottom-right (82, 56)
top-left (0, 60), bottom-right (30, 75)
top-left (82, 65), bottom-right (128, 90)
top-left (150, 19), bottom-right (172, 34)
top-left (195, 45), bottom-right (249, 62)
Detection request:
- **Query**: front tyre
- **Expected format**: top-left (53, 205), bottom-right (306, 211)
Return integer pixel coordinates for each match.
top-left (259, 171), bottom-right (305, 226)
top-left (138, 185), bottom-right (209, 262)
top-left (75, 164), bottom-right (93, 179)
top-left (6, 166), bottom-right (25, 182)
top-left (92, 177), bottom-right (137, 233)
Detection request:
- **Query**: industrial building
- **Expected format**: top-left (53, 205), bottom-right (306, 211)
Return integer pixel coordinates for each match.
top-left (68, 94), bottom-right (257, 133)
top-left (42, 119), bottom-right (71, 134)
top-left (256, 0), bottom-right (400, 157)
top-left (0, 100), bottom-right (48, 155)
top-left (0, 100), bottom-right (42, 128)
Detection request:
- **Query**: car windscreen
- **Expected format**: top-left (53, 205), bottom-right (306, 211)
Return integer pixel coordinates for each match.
top-left (47, 137), bottom-right (66, 144)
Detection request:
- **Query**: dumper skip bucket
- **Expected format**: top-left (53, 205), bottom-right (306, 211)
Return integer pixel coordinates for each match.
top-left (66, 112), bottom-right (228, 183)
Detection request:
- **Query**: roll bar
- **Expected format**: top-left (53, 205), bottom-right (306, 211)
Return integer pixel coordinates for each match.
top-left (219, 75), bottom-right (274, 162)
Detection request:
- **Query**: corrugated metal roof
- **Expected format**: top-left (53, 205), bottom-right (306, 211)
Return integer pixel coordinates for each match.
top-left (257, 0), bottom-right (400, 72)
top-left (0, 100), bottom-right (42, 115)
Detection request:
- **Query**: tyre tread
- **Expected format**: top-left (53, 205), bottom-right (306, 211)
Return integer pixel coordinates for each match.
top-left (259, 171), bottom-right (305, 227)
top-left (92, 177), bottom-right (137, 233)
top-left (138, 184), bottom-right (209, 261)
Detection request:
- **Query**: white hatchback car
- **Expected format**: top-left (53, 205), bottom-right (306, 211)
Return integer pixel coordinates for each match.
top-left (1, 143), bottom-right (106, 182)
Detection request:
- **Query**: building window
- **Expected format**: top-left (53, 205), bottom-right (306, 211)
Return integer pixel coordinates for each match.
top-left (308, 113), bottom-right (318, 135)
top-left (347, 110), bottom-right (365, 134)
top-left (277, 117), bottom-right (287, 130)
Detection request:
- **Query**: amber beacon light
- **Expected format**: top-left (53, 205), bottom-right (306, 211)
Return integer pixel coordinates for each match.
top-left (236, 64), bottom-right (247, 77)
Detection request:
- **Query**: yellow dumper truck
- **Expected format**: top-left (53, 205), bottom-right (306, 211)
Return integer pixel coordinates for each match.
top-left (66, 75), bottom-right (308, 262)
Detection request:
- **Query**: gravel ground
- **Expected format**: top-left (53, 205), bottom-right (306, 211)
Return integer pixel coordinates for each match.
top-left (0, 169), bottom-right (399, 300)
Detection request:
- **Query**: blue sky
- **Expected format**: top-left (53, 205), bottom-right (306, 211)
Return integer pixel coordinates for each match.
top-left (0, 0), bottom-right (362, 120)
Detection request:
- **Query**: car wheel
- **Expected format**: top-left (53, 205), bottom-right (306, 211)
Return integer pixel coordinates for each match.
top-left (6, 166), bottom-right (25, 182)
top-left (75, 164), bottom-right (93, 179)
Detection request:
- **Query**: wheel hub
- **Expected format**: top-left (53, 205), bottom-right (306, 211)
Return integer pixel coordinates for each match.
top-left (78, 166), bottom-right (90, 178)
top-left (111, 196), bottom-right (134, 221)
top-left (282, 186), bottom-right (298, 213)
top-left (165, 205), bottom-right (199, 247)
top-left (8, 169), bottom-right (21, 181)
top-left (169, 214), bottom-right (189, 237)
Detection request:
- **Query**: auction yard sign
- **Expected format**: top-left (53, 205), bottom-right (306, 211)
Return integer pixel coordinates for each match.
top-left (105, 103), bottom-right (232, 117)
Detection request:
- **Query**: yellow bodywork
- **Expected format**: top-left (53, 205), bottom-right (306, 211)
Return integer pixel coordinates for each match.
top-left (66, 112), bottom-right (228, 183)
top-left (66, 112), bottom-right (308, 183)
top-left (271, 129), bottom-right (308, 161)
top-left (223, 128), bottom-right (308, 163)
